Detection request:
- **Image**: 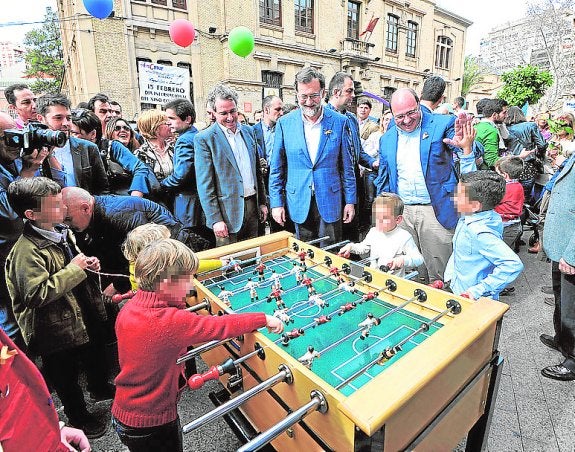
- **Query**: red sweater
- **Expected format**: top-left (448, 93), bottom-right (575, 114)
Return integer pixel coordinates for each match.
top-left (495, 181), bottom-right (524, 222)
top-left (0, 329), bottom-right (68, 452)
top-left (111, 290), bottom-right (266, 428)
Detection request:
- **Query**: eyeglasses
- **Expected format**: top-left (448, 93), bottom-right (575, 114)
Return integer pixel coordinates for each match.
top-left (114, 125), bottom-right (131, 132)
top-left (297, 92), bottom-right (322, 102)
top-left (394, 108), bottom-right (420, 122)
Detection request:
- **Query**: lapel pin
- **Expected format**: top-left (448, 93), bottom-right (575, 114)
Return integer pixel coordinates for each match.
top-left (324, 130), bottom-right (332, 136)
top-left (422, 132), bottom-right (429, 140)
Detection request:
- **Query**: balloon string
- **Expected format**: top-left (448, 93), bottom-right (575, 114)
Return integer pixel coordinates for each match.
top-left (85, 268), bottom-right (130, 279)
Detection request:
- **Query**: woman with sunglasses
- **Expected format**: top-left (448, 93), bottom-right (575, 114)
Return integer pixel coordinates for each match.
top-left (71, 108), bottom-right (159, 197)
top-left (105, 117), bottom-right (141, 153)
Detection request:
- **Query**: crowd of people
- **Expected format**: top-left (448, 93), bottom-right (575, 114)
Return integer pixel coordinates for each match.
top-left (0, 67), bottom-right (574, 451)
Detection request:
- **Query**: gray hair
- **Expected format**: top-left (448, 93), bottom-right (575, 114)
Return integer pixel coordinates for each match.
top-left (206, 83), bottom-right (239, 112)
top-left (294, 67), bottom-right (325, 91)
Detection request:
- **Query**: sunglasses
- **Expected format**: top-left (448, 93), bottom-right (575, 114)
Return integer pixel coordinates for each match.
top-left (114, 125), bottom-right (131, 132)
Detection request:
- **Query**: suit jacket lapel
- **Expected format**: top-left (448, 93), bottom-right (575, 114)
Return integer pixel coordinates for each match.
top-left (419, 113), bottom-right (435, 176)
top-left (386, 127), bottom-right (398, 191)
top-left (240, 126), bottom-right (256, 171)
top-left (292, 114), bottom-right (313, 167)
top-left (214, 125), bottom-right (241, 174)
top-left (70, 138), bottom-right (83, 187)
top-left (316, 110), bottom-right (334, 165)
top-left (556, 153), bottom-right (575, 184)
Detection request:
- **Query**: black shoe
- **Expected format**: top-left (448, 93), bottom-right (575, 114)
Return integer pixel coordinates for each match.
top-left (69, 413), bottom-right (108, 439)
top-left (541, 286), bottom-right (554, 295)
top-left (541, 364), bottom-right (575, 381)
top-left (89, 383), bottom-right (115, 402)
top-left (540, 334), bottom-right (559, 351)
top-left (500, 287), bottom-right (515, 296)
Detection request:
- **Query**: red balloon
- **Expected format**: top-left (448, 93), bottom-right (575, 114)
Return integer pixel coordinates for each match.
top-left (169, 19), bottom-right (196, 47)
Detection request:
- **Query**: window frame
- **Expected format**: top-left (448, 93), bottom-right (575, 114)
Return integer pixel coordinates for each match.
top-left (294, 0), bottom-right (314, 34)
top-left (347, 1), bottom-right (360, 40)
top-left (260, 0), bottom-right (282, 27)
top-left (386, 14), bottom-right (399, 53)
top-left (406, 21), bottom-right (418, 57)
top-left (435, 35), bottom-right (453, 69)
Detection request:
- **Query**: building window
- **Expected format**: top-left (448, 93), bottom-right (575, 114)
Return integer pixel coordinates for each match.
top-left (383, 86), bottom-right (396, 101)
top-left (157, 60), bottom-right (172, 66)
top-left (435, 35), bottom-right (453, 69)
top-left (262, 70), bottom-right (283, 98)
top-left (172, 0), bottom-right (186, 9)
top-left (347, 1), bottom-right (360, 39)
top-left (295, 0), bottom-right (314, 34)
top-left (151, 0), bottom-right (167, 5)
top-left (386, 14), bottom-right (399, 52)
top-left (136, 57), bottom-right (152, 71)
top-left (177, 62), bottom-right (194, 101)
top-left (406, 21), bottom-right (417, 57)
top-left (260, 0), bottom-right (282, 26)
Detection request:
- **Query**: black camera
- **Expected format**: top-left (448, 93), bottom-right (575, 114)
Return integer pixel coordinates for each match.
top-left (3, 122), bottom-right (68, 155)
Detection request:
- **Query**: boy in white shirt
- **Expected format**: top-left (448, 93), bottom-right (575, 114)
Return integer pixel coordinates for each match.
top-left (339, 193), bottom-right (424, 277)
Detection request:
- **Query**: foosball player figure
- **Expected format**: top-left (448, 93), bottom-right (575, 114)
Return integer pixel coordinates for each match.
top-left (309, 293), bottom-right (328, 308)
top-left (281, 328), bottom-right (305, 346)
top-left (218, 286), bottom-right (234, 306)
top-left (301, 276), bottom-right (316, 295)
top-left (224, 258), bottom-right (242, 276)
top-left (273, 308), bottom-right (294, 324)
top-left (245, 278), bottom-right (259, 302)
top-left (291, 262), bottom-right (304, 284)
top-left (254, 260), bottom-right (266, 282)
top-left (338, 302), bottom-right (357, 316)
top-left (298, 346), bottom-right (321, 369)
top-left (360, 291), bottom-right (379, 304)
top-left (359, 313), bottom-right (381, 340)
top-left (329, 266), bottom-right (345, 284)
top-left (377, 345), bottom-right (402, 364)
top-left (338, 280), bottom-right (356, 293)
top-left (268, 287), bottom-right (286, 309)
top-left (271, 269), bottom-right (282, 290)
top-left (314, 315), bottom-right (331, 326)
top-left (297, 249), bottom-right (308, 266)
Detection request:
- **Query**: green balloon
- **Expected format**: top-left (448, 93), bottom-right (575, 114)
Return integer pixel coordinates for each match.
top-left (229, 26), bottom-right (255, 58)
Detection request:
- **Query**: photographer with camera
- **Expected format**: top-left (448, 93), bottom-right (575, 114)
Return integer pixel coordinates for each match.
top-left (0, 112), bottom-right (53, 347)
top-left (36, 94), bottom-right (110, 195)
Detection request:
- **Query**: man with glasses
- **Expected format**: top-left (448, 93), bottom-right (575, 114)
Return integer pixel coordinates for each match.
top-left (194, 83), bottom-right (268, 246)
top-left (4, 83), bottom-right (38, 129)
top-left (375, 88), bottom-right (476, 283)
top-left (269, 67), bottom-right (356, 247)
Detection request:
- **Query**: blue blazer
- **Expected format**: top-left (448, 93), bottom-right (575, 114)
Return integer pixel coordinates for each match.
top-left (194, 123), bottom-right (266, 233)
top-left (375, 110), bottom-right (460, 229)
top-left (543, 153), bottom-right (575, 265)
top-left (252, 122), bottom-right (266, 159)
top-left (268, 107), bottom-right (356, 224)
top-left (161, 127), bottom-right (203, 228)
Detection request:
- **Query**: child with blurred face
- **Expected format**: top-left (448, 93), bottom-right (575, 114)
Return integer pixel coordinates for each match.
top-left (339, 193), bottom-right (423, 275)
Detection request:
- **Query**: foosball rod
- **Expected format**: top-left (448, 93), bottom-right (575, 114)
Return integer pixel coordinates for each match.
top-left (182, 364), bottom-right (293, 434)
top-left (176, 338), bottom-right (232, 364)
top-left (320, 239), bottom-right (350, 252)
top-left (236, 390), bottom-right (328, 452)
top-left (335, 299), bottom-right (462, 390)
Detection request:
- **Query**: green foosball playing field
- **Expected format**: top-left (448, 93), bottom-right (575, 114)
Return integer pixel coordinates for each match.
top-left (202, 254), bottom-right (442, 397)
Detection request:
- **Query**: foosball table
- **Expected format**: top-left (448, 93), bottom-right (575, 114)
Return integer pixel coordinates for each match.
top-left (181, 231), bottom-right (509, 451)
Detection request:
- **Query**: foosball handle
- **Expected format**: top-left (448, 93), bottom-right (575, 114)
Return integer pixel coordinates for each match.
top-left (428, 280), bottom-right (445, 289)
top-left (111, 290), bottom-right (136, 303)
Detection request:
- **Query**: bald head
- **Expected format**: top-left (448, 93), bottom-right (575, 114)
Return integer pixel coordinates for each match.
top-left (62, 186), bottom-right (94, 231)
top-left (390, 88), bottom-right (422, 133)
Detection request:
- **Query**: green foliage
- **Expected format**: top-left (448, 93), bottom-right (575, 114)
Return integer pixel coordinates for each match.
top-left (498, 65), bottom-right (553, 107)
top-left (461, 56), bottom-right (486, 97)
top-left (547, 118), bottom-right (574, 136)
top-left (23, 7), bottom-right (63, 94)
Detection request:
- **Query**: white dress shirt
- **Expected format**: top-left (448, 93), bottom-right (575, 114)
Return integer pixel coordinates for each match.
top-left (302, 109), bottom-right (324, 165)
top-left (218, 123), bottom-right (256, 197)
top-left (396, 126), bottom-right (431, 204)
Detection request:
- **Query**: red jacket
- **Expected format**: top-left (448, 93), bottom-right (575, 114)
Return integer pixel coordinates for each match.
top-left (111, 290), bottom-right (266, 428)
top-left (495, 181), bottom-right (524, 222)
top-left (0, 328), bottom-right (69, 451)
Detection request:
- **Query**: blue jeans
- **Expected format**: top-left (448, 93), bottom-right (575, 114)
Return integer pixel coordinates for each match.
top-left (112, 416), bottom-right (183, 452)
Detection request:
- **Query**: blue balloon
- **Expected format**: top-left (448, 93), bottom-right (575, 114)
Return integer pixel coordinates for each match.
top-left (83, 0), bottom-right (113, 19)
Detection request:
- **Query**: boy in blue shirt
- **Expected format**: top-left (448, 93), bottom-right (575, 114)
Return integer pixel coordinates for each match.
top-left (445, 171), bottom-right (524, 300)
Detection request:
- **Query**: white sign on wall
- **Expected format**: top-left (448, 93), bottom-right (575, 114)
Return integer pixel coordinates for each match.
top-left (138, 62), bottom-right (190, 105)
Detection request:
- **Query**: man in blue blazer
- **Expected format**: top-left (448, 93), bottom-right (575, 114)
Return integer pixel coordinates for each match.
top-left (269, 67), bottom-right (356, 246)
top-left (163, 99), bottom-right (206, 235)
top-left (374, 88), bottom-right (475, 282)
top-left (540, 152), bottom-right (575, 380)
top-left (195, 84), bottom-right (267, 246)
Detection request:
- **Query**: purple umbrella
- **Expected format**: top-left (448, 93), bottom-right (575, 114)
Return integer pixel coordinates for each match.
top-left (360, 91), bottom-right (390, 107)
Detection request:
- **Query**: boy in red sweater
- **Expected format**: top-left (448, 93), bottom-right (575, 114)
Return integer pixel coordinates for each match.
top-left (111, 239), bottom-right (283, 451)
top-left (495, 156), bottom-right (525, 251)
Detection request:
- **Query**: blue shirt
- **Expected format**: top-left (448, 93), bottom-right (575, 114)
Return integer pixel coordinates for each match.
top-left (445, 209), bottom-right (524, 300)
top-left (262, 122), bottom-right (275, 161)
